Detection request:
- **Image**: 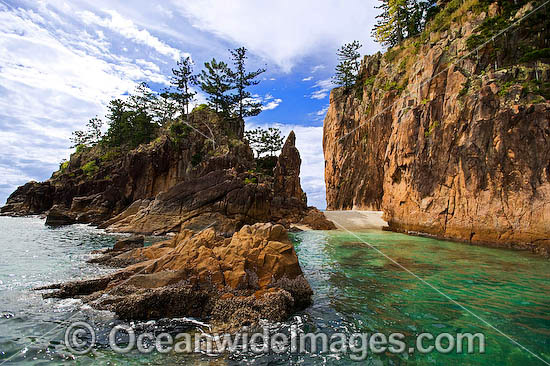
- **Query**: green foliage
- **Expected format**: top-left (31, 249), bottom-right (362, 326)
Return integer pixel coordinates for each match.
top-left (59, 160), bottom-right (69, 172)
top-left (100, 149), bottom-right (120, 162)
top-left (82, 160), bottom-right (99, 177)
top-left (198, 58), bottom-right (234, 117)
top-left (523, 80), bottom-right (550, 100)
top-left (424, 121), bottom-right (439, 137)
top-left (103, 84), bottom-right (159, 149)
top-left (229, 47), bottom-right (266, 121)
top-left (333, 41), bottom-right (362, 89)
top-left (244, 127), bottom-right (284, 157)
top-left (398, 56), bottom-right (409, 71)
top-left (244, 177), bottom-right (258, 185)
top-left (75, 144), bottom-right (88, 154)
top-left (364, 76), bottom-right (376, 87)
top-left (193, 104), bottom-right (209, 112)
top-left (71, 117), bottom-right (103, 148)
top-left (459, 78), bottom-right (471, 97)
top-left (171, 56), bottom-right (197, 116)
top-left (373, 0), bottom-right (437, 47)
top-left (466, 1), bottom-right (531, 51)
top-left (498, 80), bottom-right (514, 97)
top-left (169, 121), bottom-right (193, 143)
top-left (191, 153), bottom-right (202, 166)
top-left (383, 78), bottom-right (408, 93)
top-left (466, 15), bottom-right (508, 50)
top-left (384, 48), bottom-right (400, 63)
top-left (255, 155), bottom-right (278, 176)
top-left (520, 48), bottom-right (550, 63)
top-left (151, 90), bottom-right (179, 126)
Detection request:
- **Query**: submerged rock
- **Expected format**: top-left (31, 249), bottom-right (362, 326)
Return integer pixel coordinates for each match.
top-left (41, 223), bottom-right (313, 331)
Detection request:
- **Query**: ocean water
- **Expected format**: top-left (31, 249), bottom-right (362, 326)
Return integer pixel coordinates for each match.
top-left (0, 216), bottom-right (549, 365)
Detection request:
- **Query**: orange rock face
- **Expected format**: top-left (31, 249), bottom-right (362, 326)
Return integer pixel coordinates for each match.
top-left (323, 4), bottom-right (550, 254)
top-left (42, 223), bottom-right (313, 329)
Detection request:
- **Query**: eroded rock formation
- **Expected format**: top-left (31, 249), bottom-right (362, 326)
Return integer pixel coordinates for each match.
top-left (40, 223), bottom-right (313, 330)
top-left (2, 109), bottom-right (333, 234)
top-left (323, 2), bottom-right (550, 254)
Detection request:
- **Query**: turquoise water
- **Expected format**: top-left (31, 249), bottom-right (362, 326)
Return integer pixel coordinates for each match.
top-left (0, 216), bottom-right (549, 365)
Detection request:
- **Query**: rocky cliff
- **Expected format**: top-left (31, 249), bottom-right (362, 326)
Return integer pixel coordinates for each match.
top-left (324, 1), bottom-right (550, 254)
top-left (2, 109), bottom-right (333, 233)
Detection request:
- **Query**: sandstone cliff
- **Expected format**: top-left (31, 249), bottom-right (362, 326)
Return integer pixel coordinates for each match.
top-left (324, 1), bottom-right (550, 254)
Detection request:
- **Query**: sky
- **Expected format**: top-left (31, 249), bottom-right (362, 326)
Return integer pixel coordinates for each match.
top-left (0, 0), bottom-right (382, 209)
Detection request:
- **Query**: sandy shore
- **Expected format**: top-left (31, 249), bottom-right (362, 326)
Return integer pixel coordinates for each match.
top-left (323, 210), bottom-right (388, 231)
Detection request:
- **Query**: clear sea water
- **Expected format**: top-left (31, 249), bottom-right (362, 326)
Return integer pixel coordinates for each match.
top-left (0, 216), bottom-right (549, 365)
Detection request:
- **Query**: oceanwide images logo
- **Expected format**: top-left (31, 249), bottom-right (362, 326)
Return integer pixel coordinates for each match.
top-left (65, 321), bottom-right (486, 360)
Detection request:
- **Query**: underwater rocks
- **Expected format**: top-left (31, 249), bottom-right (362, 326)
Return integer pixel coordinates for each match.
top-left (40, 223), bottom-right (313, 331)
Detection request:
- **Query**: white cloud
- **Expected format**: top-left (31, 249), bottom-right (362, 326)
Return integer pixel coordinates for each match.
top-left (310, 78), bottom-right (334, 100)
top-left (136, 58), bottom-right (161, 72)
top-left (248, 94), bottom-right (283, 111)
top-left (262, 98), bottom-right (282, 111)
top-left (302, 76), bottom-right (313, 81)
top-left (172, 0), bottom-right (379, 72)
top-left (0, 5), bottom-right (180, 204)
top-left (79, 9), bottom-right (186, 61)
top-left (246, 122), bottom-right (326, 208)
top-left (311, 64), bottom-right (325, 73)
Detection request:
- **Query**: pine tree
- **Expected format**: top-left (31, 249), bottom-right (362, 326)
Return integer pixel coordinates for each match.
top-left (373, 0), bottom-right (408, 47)
top-left (373, 0), bottom-right (437, 47)
top-left (198, 58), bottom-right (234, 117)
top-left (244, 127), bottom-right (284, 157)
top-left (333, 41), bottom-right (362, 89)
top-left (152, 90), bottom-right (179, 126)
top-left (70, 117), bottom-right (103, 148)
top-left (171, 56), bottom-right (197, 117)
top-left (228, 47), bottom-right (266, 137)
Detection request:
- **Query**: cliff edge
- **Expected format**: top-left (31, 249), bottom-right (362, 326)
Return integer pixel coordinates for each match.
top-left (324, 1), bottom-right (550, 255)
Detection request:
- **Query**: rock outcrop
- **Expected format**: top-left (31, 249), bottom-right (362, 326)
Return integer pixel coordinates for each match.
top-left (40, 223), bottom-right (313, 330)
top-left (323, 1), bottom-right (550, 254)
top-left (2, 108), bottom-right (334, 234)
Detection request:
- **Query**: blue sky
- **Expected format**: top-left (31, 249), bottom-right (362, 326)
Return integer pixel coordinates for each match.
top-left (0, 0), bottom-right (381, 209)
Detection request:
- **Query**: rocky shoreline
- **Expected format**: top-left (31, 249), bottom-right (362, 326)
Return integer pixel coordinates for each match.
top-left (37, 223), bottom-right (312, 331)
top-left (3, 109), bottom-right (336, 328)
top-left (323, 2), bottom-right (550, 256)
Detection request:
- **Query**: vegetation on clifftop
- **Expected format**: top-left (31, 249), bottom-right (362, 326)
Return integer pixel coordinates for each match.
top-left (334, 0), bottom-right (550, 104)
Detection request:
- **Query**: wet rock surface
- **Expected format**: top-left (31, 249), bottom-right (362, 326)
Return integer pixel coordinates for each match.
top-left (40, 223), bottom-right (313, 331)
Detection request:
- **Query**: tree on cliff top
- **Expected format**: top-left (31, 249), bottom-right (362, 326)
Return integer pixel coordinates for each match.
top-left (198, 58), bottom-right (234, 117)
top-left (171, 56), bottom-right (197, 117)
top-left (228, 47), bottom-right (266, 137)
top-left (372, 0), bottom-right (437, 47)
top-left (198, 48), bottom-right (266, 139)
top-left (103, 84), bottom-right (158, 149)
top-left (70, 117), bottom-right (103, 148)
top-left (333, 41), bottom-right (362, 89)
